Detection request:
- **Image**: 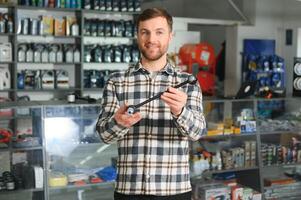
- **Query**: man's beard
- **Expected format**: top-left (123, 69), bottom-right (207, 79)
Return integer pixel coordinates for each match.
top-left (139, 43), bottom-right (168, 61)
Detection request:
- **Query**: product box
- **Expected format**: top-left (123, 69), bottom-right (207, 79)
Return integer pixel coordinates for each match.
top-left (196, 184), bottom-right (230, 200)
top-left (243, 187), bottom-right (253, 200)
top-left (42, 16), bottom-right (54, 35)
top-left (252, 192), bottom-right (262, 200)
top-left (54, 17), bottom-right (66, 36)
top-left (240, 120), bottom-right (256, 133)
top-left (231, 185), bottom-right (243, 200)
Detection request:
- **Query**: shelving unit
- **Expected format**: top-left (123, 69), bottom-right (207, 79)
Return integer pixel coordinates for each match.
top-left (0, 4), bottom-right (140, 102)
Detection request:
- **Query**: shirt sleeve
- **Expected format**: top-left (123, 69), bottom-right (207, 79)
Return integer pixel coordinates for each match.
top-left (96, 77), bottom-right (129, 144)
top-left (173, 82), bottom-right (207, 141)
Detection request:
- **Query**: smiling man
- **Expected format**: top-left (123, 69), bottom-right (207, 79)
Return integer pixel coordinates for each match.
top-left (97, 7), bottom-right (206, 200)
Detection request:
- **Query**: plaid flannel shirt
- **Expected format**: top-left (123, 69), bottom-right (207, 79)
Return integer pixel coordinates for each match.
top-left (97, 62), bottom-right (206, 196)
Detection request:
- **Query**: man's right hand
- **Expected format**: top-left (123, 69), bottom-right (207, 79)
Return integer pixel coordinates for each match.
top-left (114, 104), bottom-right (142, 128)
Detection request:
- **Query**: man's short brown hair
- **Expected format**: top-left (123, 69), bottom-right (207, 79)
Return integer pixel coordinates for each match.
top-left (136, 7), bottom-right (173, 31)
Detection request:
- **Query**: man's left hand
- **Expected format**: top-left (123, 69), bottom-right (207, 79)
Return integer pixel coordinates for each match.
top-left (161, 87), bottom-right (187, 117)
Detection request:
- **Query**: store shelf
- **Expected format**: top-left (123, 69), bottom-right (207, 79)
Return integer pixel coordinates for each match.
top-left (49, 181), bottom-right (114, 191)
top-left (16, 62), bottom-right (82, 65)
top-left (11, 146), bottom-right (43, 151)
top-left (82, 9), bottom-right (140, 15)
top-left (16, 5), bottom-right (81, 12)
top-left (17, 34), bottom-right (81, 39)
top-left (202, 133), bottom-right (257, 140)
top-left (0, 188), bottom-right (44, 194)
top-left (0, 33), bottom-right (14, 36)
top-left (16, 88), bottom-right (81, 92)
top-left (259, 129), bottom-right (301, 135)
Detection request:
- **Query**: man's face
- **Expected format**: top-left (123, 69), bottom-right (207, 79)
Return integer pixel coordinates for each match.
top-left (137, 16), bottom-right (172, 62)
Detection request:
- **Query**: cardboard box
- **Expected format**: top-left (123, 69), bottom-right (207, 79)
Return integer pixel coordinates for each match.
top-left (54, 17), bottom-right (66, 36)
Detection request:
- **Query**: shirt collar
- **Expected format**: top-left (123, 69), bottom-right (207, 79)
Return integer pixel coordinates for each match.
top-left (129, 61), bottom-right (175, 75)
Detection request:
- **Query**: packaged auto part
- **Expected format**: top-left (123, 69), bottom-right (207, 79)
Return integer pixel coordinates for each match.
top-left (92, 0), bottom-right (100, 10)
top-left (99, 0), bottom-right (106, 11)
top-left (127, 0), bottom-right (134, 12)
top-left (0, 67), bottom-right (10, 90)
top-left (103, 45), bottom-right (113, 63)
top-left (33, 44), bottom-right (42, 63)
top-left (84, 18), bottom-right (91, 36)
top-left (97, 20), bottom-right (105, 36)
top-left (115, 20), bottom-right (125, 37)
top-left (91, 19), bottom-right (98, 36)
top-left (24, 70), bottom-right (36, 89)
top-left (113, 45), bottom-right (122, 62)
top-left (120, 0), bottom-right (127, 12)
top-left (56, 70), bottom-right (69, 88)
top-left (71, 20), bottom-right (79, 36)
top-left (134, 0), bottom-right (141, 12)
top-left (65, 46), bottom-right (74, 63)
top-left (84, 0), bottom-right (91, 9)
top-left (105, 0), bottom-right (112, 11)
top-left (104, 20), bottom-right (112, 37)
top-left (50, 44), bottom-right (59, 63)
top-left (84, 45), bottom-right (93, 62)
top-left (56, 45), bottom-right (63, 63)
top-left (73, 48), bottom-right (80, 63)
top-left (0, 43), bottom-right (12, 62)
top-left (21, 18), bottom-right (29, 35)
top-left (122, 45), bottom-right (131, 63)
top-left (112, 0), bottom-right (119, 11)
top-left (41, 70), bottom-right (55, 89)
top-left (41, 45), bottom-right (49, 63)
top-left (124, 20), bottom-right (133, 37)
top-left (18, 44), bottom-right (27, 62)
top-left (92, 45), bottom-right (103, 63)
top-left (131, 46), bottom-right (140, 63)
top-left (26, 45), bottom-right (33, 62)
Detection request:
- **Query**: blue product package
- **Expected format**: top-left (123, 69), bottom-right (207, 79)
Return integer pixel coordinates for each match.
top-left (96, 166), bottom-right (116, 181)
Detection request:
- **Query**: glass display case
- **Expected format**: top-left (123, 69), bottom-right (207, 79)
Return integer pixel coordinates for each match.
top-left (0, 102), bottom-right (117, 200)
top-left (0, 98), bottom-right (300, 200)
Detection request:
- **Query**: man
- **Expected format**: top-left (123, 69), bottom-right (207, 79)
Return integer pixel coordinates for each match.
top-left (97, 7), bottom-right (206, 200)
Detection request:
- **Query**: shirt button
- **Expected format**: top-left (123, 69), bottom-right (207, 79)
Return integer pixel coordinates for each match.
top-left (146, 174), bottom-right (150, 179)
top-left (148, 134), bottom-right (152, 138)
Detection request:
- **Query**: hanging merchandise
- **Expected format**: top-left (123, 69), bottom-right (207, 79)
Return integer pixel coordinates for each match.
top-left (0, 67), bottom-right (10, 90)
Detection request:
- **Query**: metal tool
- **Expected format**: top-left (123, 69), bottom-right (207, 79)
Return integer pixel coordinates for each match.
top-left (126, 76), bottom-right (197, 115)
